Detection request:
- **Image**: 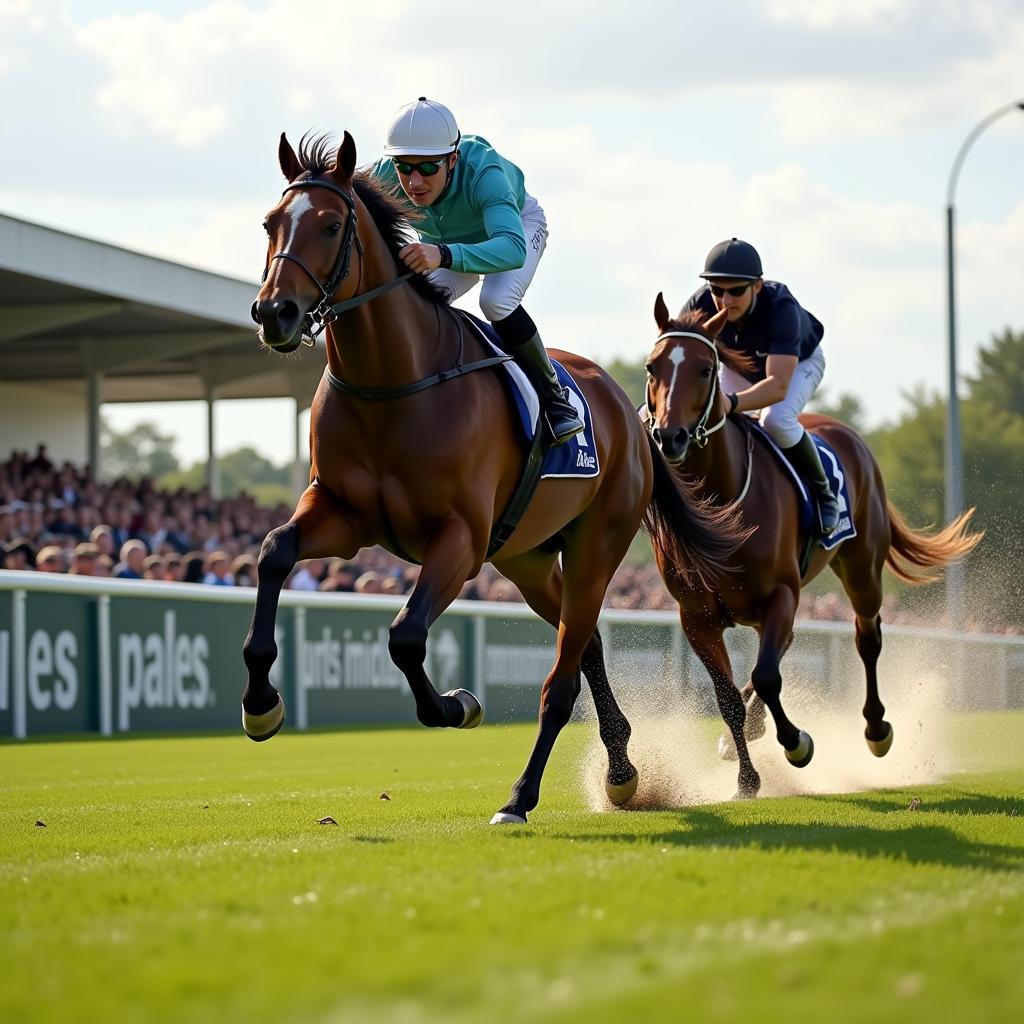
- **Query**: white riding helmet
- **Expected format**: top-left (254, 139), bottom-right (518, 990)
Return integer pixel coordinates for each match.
top-left (383, 97), bottom-right (460, 157)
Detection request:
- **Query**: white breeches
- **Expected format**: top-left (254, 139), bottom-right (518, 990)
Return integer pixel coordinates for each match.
top-left (719, 345), bottom-right (826, 449)
top-left (428, 194), bottom-right (548, 322)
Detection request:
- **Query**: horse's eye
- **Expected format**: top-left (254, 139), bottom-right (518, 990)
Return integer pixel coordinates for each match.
top-left (644, 363), bottom-right (654, 377)
top-left (700, 366), bottom-right (713, 378)
top-left (262, 221), bottom-right (270, 235)
top-left (326, 222), bottom-right (342, 237)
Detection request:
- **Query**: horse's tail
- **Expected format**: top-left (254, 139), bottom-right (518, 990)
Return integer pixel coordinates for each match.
top-left (885, 502), bottom-right (983, 584)
top-left (642, 433), bottom-right (752, 590)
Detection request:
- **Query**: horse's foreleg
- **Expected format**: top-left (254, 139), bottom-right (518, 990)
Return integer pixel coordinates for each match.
top-left (750, 585), bottom-right (813, 767)
top-left (241, 483), bottom-right (360, 740)
top-left (686, 620), bottom-right (761, 798)
top-left (388, 517), bottom-right (479, 729)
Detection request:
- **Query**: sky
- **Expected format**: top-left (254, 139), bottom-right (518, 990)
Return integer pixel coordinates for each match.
top-left (2, 0), bottom-right (1023, 467)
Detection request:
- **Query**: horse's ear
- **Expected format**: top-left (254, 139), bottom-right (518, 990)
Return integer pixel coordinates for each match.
top-left (703, 308), bottom-right (729, 338)
top-left (654, 292), bottom-right (671, 332)
top-left (279, 133), bottom-right (302, 182)
top-left (334, 131), bottom-right (357, 184)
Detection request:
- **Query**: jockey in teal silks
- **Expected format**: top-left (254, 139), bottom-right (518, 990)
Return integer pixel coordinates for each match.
top-left (369, 97), bottom-right (583, 445)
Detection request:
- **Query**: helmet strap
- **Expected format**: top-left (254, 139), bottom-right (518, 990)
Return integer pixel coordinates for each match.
top-left (434, 136), bottom-right (461, 205)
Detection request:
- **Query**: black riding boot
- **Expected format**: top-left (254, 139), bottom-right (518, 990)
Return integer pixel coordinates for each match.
top-left (492, 307), bottom-right (584, 445)
top-left (784, 431), bottom-right (841, 535)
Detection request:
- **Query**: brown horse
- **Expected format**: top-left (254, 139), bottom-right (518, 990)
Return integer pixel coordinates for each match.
top-left (241, 132), bottom-right (745, 823)
top-left (644, 297), bottom-right (982, 798)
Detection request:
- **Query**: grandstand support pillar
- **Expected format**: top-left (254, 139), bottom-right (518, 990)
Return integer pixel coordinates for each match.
top-left (291, 397), bottom-right (304, 498)
top-left (81, 339), bottom-right (103, 480)
top-left (200, 362), bottom-right (221, 499)
top-left (289, 378), bottom-right (312, 500)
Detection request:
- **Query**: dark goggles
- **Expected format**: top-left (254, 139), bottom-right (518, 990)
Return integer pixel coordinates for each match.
top-left (392, 157), bottom-right (447, 176)
top-left (709, 282), bottom-right (754, 298)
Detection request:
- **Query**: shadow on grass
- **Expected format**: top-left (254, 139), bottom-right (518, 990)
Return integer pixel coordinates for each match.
top-left (510, 803), bottom-right (1024, 873)
top-left (803, 791), bottom-right (1021, 819)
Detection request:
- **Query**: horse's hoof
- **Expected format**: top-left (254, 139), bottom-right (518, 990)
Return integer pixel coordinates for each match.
top-left (606, 770), bottom-right (639, 806)
top-left (490, 811), bottom-right (527, 825)
top-left (718, 734), bottom-right (738, 761)
top-left (242, 694), bottom-right (285, 742)
top-left (866, 722), bottom-right (894, 758)
top-left (733, 787), bottom-right (759, 800)
top-left (443, 689), bottom-right (483, 729)
top-left (785, 730), bottom-right (814, 768)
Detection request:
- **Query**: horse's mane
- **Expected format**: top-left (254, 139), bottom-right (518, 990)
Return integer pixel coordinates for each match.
top-left (665, 310), bottom-right (758, 378)
top-left (295, 133), bottom-right (449, 307)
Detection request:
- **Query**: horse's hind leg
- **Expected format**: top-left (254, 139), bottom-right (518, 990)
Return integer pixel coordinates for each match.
top-left (242, 483), bottom-right (361, 740)
top-left (750, 584), bottom-right (814, 767)
top-left (499, 551), bottom-right (637, 806)
top-left (387, 517), bottom-right (481, 729)
top-left (686, 620), bottom-right (761, 798)
top-left (490, 542), bottom-right (620, 824)
top-left (832, 553), bottom-right (892, 756)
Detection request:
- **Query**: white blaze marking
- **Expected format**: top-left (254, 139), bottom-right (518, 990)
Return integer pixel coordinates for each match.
top-left (665, 345), bottom-right (685, 415)
top-left (284, 191), bottom-right (314, 250)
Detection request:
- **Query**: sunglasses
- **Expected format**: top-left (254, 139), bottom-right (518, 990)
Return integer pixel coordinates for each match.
top-left (709, 282), bottom-right (754, 298)
top-left (392, 158), bottom-right (447, 177)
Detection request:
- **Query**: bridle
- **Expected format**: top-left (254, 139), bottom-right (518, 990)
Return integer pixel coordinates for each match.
top-left (252, 177), bottom-right (413, 344)
top-left (649, 331), bottom-right (728, 448)
top-left (253, 175), bottom-right (512, 402)
top-left (646, 329), bottom-right (753, 503)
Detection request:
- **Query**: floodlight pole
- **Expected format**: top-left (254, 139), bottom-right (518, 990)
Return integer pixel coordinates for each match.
top-left (943, 100), bottom-right (1024, 627)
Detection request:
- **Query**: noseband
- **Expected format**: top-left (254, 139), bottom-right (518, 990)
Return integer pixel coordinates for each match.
top-left (649, 331), bottom-right (728, 448)
top-left (646, 330), bottom-right (754, 504)
top-left (254, 177), bottom-right (413, 344)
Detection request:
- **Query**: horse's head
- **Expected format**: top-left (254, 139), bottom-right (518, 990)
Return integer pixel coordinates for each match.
top-left (252, 132), bottom-right (360, 353)
top-left (644, 294), bottom-right (729, 464)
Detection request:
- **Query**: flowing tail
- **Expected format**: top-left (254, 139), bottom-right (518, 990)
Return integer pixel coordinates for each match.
top-left (642, 434), bottom-right (751, 590)
top-left (885, 502), bottom-right (982, 584)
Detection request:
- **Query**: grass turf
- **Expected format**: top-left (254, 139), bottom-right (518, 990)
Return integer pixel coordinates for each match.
top-left (2, 712), bottom-right (1022, 1024)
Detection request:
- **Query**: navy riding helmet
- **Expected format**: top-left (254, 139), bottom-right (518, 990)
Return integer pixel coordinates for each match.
top-left (700, 238), bottom-right (763, 281)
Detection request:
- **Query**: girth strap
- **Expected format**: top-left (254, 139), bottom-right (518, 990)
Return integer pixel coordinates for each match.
top-left (323, 353), bottom-right (512, 401)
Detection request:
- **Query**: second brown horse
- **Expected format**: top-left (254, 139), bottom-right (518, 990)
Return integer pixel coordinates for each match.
top-left (644, 297), bottom-right (981, 798)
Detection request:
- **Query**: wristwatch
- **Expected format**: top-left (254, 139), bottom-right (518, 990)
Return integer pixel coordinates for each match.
top-left (437, 243), bottom-right (453, 269)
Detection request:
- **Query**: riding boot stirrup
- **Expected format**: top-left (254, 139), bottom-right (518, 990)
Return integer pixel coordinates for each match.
top-left (513, 332), bottom-right (584, 446)
top-left (785, 432), bottom-right (841, 536)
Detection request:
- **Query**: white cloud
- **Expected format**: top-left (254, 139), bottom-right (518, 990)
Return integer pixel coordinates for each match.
top-left (764, 0), bottom-right (909, 29)
top-left (4, 0), bottom-right (1023, 437)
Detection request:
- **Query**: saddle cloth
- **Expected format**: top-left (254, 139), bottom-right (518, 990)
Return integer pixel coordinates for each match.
top-left (747, 420), bottom-right (856, 551)
top-left (459, 311), bottom-right (600, 479)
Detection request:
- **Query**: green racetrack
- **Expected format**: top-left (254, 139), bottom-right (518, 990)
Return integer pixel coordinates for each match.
top-left (2, 712), bottom-right (1022, 1024)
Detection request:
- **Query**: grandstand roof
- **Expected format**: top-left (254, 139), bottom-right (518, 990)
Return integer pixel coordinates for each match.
top-left (0, 211), bottom-right (323, 403)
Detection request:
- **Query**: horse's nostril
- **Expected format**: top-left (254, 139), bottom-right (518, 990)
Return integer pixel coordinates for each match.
top-left (277, 299), bottom-right (301, 335)
top-left (250, 301), bottom-right (262, 325)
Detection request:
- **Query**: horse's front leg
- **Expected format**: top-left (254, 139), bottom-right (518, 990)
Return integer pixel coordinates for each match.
top-left (750, 584), bottom-right (813, 767)
top-left (241, 483), bottom-right (361, 740)
top-left (388, 516), bottom-right (481, 729)
top-left (684, 619), bottom-right (761, 799)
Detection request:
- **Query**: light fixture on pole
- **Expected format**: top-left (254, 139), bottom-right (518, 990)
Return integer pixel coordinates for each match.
top-left (944, 99), bottom-right (1024, 625)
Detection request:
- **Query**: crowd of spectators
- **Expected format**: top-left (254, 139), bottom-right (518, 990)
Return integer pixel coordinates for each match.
top-left (2, 445), bottom-right (1015, 633)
